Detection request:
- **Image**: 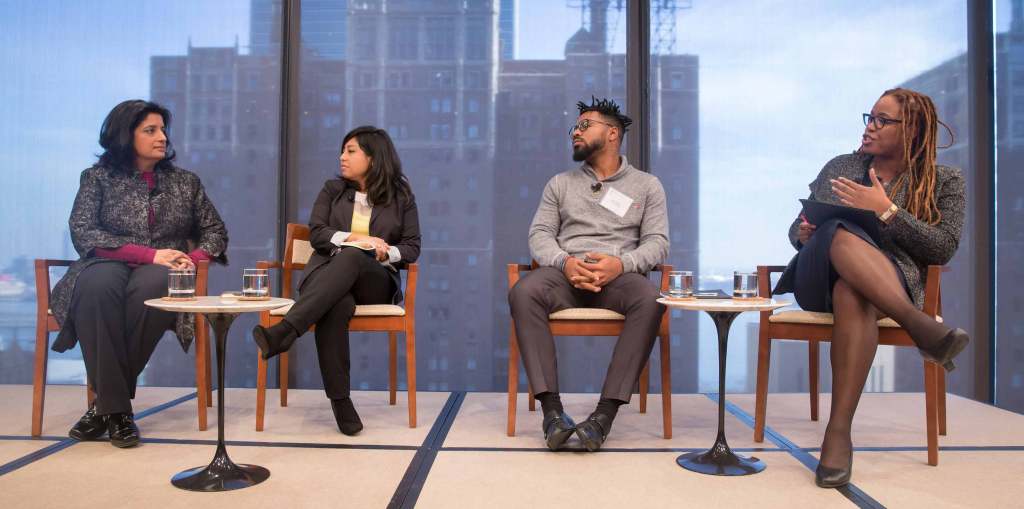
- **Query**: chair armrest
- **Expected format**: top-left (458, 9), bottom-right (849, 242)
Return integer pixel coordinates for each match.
top-left (507, 263), bottom-right (531, 290)
top-left (256, 260), bottom-right (282, 270)
top-left (654, 264), bottom-right (673, 292)
top-left (34, 259), bottom-right (75, 317)
top-left (195, 260), bottom-right (210, 297)
top-left (757, 265), bottom-right (787, 299)
top-left (922, 265), bottom-right (944, 317)
top-left (403, 263), bottom-right (418, 320)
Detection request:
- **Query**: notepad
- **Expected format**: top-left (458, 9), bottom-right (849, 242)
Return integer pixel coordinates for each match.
top-left (799, 199), bottom-right (881, 242)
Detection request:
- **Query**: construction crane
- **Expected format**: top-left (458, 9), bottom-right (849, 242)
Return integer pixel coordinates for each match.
top-left (566, 0), bottom-right (692, 55)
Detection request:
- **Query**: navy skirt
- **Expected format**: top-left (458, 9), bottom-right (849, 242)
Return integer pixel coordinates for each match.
top-left (783, 218), bottom-right (909, 313)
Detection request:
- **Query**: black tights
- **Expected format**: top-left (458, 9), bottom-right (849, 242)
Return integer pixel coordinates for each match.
top-left (820, 228), bottom-right (950, 469)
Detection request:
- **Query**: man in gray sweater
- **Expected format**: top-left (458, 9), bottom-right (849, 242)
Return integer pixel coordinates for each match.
top-left (508, 97), bottom-right (669, 452)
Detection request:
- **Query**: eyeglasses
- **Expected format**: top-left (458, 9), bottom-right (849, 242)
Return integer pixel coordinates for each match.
top-left (863, 113), bottom-right (903, 129)
top-left (569, 118), bottom-right (617, 137)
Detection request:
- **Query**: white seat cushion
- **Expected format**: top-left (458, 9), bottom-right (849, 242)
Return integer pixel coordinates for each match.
top-left (768, 310), bottom-right (942, 328)
top-left (549, 308), bottom-right (625, 321)
top-left (270, 303), bottom-right (405, 317)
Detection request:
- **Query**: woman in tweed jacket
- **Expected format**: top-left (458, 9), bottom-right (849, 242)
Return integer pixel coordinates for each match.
top-left (775, 88), bottom-right (969, 488)
top-left (50, 100), bottom-right (227, 448)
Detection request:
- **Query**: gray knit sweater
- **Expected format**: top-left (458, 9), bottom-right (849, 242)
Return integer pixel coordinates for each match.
top-left (528, 156), bottom-right (669, 274)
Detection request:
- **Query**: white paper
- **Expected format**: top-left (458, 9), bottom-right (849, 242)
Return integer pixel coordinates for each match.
top-left (599, 186), bottom-right (633, 218)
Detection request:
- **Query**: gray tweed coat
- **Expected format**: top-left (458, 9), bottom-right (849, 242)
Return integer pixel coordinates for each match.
top-left (50, 164), bottom-right (228, 353)
top-left (775, 152), bottom-right (966, 308)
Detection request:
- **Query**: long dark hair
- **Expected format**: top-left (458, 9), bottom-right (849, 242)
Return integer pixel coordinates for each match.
top-left (97, 99), bottom-right (176, 173)
top-left (879, 88), bottom-right (953, 226)
top-left (341, 126), bottom-right (412, 206)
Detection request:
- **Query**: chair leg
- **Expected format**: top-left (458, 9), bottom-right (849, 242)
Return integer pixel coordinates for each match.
top-left (809, 340), bottom-right (820, 422)
top-left (389, 332), bottom-right (398, 406)
top-left (659, 334), bottom-right (672, 439)
top-left (194, 326), bottom-right (208, 431)
top-left (924, 361), bottom-right (939, 466)
top-left (937, 367), bottom-right (947, 436)
top-left (753, 334), bottom-right (772, 443)
top-left (31, 325), bottom-right (49, 438)
top-left (86, 384), bottom-right (96, 408)
top-left (507, 324), bottom-right (519, 437)
top-left (639, 359), bottom-right (650, 414)
top-left (405, 329), bottom-right (417, 428)
top-left (256, 351), bottom-right (268, 431)
top-left (279, 351), bottom-right (289, 407)
top-left (528, 385), bottom-right (535, 411)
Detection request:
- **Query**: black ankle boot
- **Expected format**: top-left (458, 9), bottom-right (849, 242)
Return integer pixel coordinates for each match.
top-left (69, 405), bottom-right (108, 441)
top-left (252, 322), bottom-right (299, 360)
top-left (331, 398), bottom-right (363, 436)
top-left (107, 413), bottom-right (139, 448)
top-left (918, 328), bottom-right (970, 372)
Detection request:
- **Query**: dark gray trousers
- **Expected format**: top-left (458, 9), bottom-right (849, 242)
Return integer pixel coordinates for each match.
top-left (71, 262), bottom-right (175, 415)
top-left (283, 247), bottom-right (394, 400)
top-left (508, 267), bottom-right (665, 402)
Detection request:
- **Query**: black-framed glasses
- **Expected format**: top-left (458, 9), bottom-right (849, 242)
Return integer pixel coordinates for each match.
top-left (569, 118), bottom-right (617, 137)
top-left (863, 113), bottom-right (903, 129)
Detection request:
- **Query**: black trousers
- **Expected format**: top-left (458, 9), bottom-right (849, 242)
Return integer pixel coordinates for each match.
top-left (508, 267), bottom-right (665, 402)
top-left (283, 248), bottom-right (394, 400)
top-left (70, 262), bottom-right (175, 415)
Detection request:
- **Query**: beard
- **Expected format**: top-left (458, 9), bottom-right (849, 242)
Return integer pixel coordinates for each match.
top-left (572, 138), bottom-right (603, 162)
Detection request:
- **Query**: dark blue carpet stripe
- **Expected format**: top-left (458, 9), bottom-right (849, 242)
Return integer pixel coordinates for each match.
top-left (705, 393), bottom-right (886, 509)
top-left (0, 391), bottom-right (196, 478)
top-left (389, 391), bottom-right (465, 509)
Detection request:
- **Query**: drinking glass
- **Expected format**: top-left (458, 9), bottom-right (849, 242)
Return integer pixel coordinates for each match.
top-left (167, 268), bottom-right (196, 300)
top-left (242, 268), bottom-right (269, 298)
top-left (667, 270), bottom-right (694, 298)
top-left (732, 271), bottom-right (758, 299)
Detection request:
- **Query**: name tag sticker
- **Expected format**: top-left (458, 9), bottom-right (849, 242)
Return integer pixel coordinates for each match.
top-left (599, 187), bottom-right (633, 218)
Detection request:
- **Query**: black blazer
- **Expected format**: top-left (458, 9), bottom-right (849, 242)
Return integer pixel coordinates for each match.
top-left (303, 178), bottom-right (421, 304)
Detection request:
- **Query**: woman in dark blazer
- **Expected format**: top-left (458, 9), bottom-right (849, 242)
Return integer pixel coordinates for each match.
top-left (50, 100), bottom-right (228, 448)
top-left (253, 126), bottom-right (420, 435)
top-left (775, 88), bottom-right (969, 488)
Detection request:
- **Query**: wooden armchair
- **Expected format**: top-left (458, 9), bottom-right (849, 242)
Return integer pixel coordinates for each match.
top-left (506, 262), bottom-right (673, 439)
top-left (753, 264), bottom-right (948, 465)
top-left (255, 223), bottom-right (418, 430)
top-left (32, 259), bottom-right (213, 436)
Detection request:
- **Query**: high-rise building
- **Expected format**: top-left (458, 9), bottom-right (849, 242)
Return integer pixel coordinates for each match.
top-left (499, 0), bottom-right (517, 61)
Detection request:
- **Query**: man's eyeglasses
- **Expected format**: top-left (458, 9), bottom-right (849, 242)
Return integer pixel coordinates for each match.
top-left (569, 118), bottom-right (617, 137)
top-left (863, 113), bottom-right (903, 130)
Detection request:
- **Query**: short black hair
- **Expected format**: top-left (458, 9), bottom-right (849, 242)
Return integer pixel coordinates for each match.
top-left (97, 99), bottom-right (175, 173)
top-left (576, 96), bottom-right (633, 135)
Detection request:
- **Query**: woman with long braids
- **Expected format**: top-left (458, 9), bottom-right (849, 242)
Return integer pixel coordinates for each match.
top-left (775, 88), bottom-right (969, 488)
top-left (252, 126), bottom-right (420, 435)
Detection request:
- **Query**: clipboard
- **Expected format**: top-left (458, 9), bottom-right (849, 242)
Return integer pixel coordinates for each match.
top-left (799, 199), bottom-right (881, 242)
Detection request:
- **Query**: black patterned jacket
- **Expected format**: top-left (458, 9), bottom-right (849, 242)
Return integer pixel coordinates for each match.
top-left (50, 164), bottom-right (228, 353)
top-left (775, 152), bottom-right (966, 308)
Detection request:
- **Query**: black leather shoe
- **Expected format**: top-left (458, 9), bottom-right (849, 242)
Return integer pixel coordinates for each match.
top-left (919, 328), bottom-right (970, 372)
top-left (815, 456), bottom-right (853, 488)
top-left (252, 322), bottom-right (299, 360)
top-left (574, 412), bottom-right (612, 452)
top-left (542, 410), bottom-right (576, 451)
top-left (107, 413), bottom-right (139, 448)
top-left (331, 398), bottom-right (363, 436)
top-left (68, 405), bottom-right (108, 441)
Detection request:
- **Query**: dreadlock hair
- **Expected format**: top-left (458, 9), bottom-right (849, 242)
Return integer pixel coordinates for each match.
top-left (880, 87), bottom-right (953, 225)
top-left (576, 96), bottom-right (633, 138)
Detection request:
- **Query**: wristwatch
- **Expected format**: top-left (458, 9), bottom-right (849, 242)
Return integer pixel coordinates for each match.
top-left (878, 203), bottom-right (899, 224)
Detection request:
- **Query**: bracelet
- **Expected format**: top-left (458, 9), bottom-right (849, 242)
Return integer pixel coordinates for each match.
top-left (878, 203), bottom-right (899, 224)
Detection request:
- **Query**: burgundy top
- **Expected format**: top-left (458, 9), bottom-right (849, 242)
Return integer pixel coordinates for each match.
top-left (94, 171), bottom-right (211, 265)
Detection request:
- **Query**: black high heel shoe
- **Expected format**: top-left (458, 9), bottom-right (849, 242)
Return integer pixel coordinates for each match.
top-left (815, 455), bottom-right (853, 488)
top-left (252, 322), bottom-right (299, 360)
top-left (918, 328), bottom-right (970, 372)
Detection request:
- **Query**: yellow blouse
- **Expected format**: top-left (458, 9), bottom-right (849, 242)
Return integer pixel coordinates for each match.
top-left (351, 191), bottom-right (371, 236)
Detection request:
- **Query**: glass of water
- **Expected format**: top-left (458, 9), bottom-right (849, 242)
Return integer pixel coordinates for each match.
top-left (242, 268), bottom-right (269, 299)
top-left (667, 270), bottom-right (694, 298)
top-left (733, 271), bottom-right (759, 299)
top-left (167, 268), bottom-right (196, 300)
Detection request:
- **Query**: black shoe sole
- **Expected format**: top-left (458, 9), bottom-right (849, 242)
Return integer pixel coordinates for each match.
top-left (109, 437), bottom-right (140, 449)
